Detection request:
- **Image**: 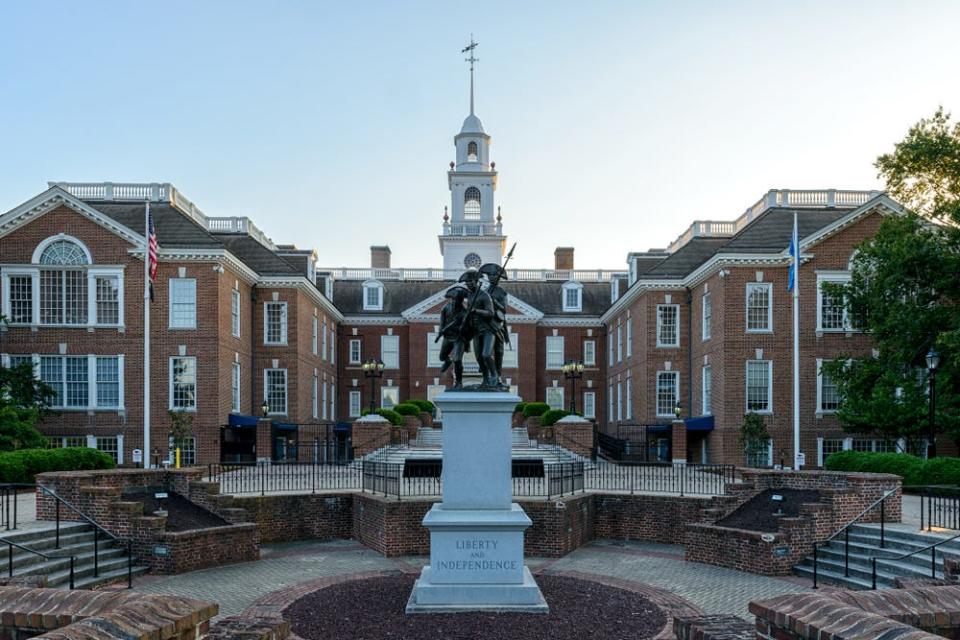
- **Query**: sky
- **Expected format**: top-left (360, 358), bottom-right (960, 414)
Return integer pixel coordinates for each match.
top-left (1, 1), bottom-right (959, 270)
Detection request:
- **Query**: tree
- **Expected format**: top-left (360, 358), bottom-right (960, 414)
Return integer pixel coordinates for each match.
top-left (740, 413), bottom-right (771, 467)
top-left (168, 410), bottom-right (194, 461)
top-left (825, 108), bottom-right (960, 447)
top-left (0, 360), bottom-right (52, 451)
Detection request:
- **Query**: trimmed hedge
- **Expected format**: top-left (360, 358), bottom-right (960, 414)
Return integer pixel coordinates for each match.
top-left (522, 402), bottom-right (550, 418)
top-left (394, 403), bottom-right (421, 417)
top-left (374, 408), bottom-right (404, 426)
top-left (514, 403), bottom-right (526, 414)
top-left (0, 447), bottom-right (115, 484)
top-left (823, 450), bottom-right (960, 486)
top-left (408, 399), bottom-right (435, 413)
top-left (540, 409), bottom-right (569, 427)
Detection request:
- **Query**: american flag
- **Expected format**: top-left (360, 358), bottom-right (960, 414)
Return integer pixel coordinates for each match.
top-left (147, 204), bottom-right (158, 300)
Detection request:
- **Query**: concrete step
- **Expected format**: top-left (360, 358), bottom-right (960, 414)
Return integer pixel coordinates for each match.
top-left (793, 563), bottom-right (894, 590)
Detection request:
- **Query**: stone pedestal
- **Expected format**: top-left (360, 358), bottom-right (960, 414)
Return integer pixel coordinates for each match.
top-left (255, 419), bottom-right (272, 463)
top-left (671, 419), bottom-right (687, 466)
top-left (407, 391), bottom-right (548, 613)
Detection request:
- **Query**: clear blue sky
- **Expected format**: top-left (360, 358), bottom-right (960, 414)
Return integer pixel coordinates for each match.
top-left (1, 1), bottom-right (958, 269)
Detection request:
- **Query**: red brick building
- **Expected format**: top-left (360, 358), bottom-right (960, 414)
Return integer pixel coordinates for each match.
top-left (0, 183), bottom-right (341, 465)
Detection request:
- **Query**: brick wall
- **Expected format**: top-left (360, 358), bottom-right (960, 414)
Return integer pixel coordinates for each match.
top-left (230, 494), bottom-right (353, 543)
top-left (594, 493), bottom-right (726, 544)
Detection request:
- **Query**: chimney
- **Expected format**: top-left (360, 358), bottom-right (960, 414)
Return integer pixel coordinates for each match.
top-left (370, 245), bottom-right (391, 269)
top-left (554, 247), bottom-right (574, 271)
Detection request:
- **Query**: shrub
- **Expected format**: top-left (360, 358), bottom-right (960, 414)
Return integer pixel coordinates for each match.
top-left (522, 402), bottom-right (550, 418)
top-left (514, 403), bottom-right (526, 414)
top-left (408, 399), bottom-right (435, 413)
top-left (540, 409), bottom-right (569, 427)
top-left (373, 408), bottom-right (404, 426)
top-left (394, 403), bottom-right (420, 417)
top-left (0, 447), bottom-right (115, 483)
top-left (825, 450), bottom-right (928, 485)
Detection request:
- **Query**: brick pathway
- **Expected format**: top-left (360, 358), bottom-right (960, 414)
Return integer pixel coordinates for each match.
top-left (133, 538), bottom-right (809, 621)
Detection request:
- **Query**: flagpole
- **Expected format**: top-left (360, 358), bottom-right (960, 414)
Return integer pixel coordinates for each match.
top-left (792, 211), bottom-right (801, 470)
top-left (144, 200), bottom-right (151, 469)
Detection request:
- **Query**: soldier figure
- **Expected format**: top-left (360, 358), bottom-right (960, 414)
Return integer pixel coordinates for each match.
top-left (437, 284), bottom-right (469, 388)
top-left (460, 269), bottom-right (500, 389)
top-left (480, 263), bottom-right (510, 389)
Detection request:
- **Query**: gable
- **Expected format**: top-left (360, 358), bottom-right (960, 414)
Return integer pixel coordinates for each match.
top-left (401, 287), bottom-right (544, 324)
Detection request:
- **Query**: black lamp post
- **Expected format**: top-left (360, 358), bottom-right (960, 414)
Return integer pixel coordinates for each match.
top-left (562, 360), bottom-right (584, 413)
top-left (674, 402), bottom-right (682, 421)
top-left (362, 359), bottom-right (385, 412)
top-left (261, 399), bottom-right (270, 417)
top-left (926, 348), bottom-right (940, 459)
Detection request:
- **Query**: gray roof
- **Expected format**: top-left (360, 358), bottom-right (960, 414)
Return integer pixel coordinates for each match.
top-left (643, 237), bottom-right (730, 278)
top-left (507, 282), bottom-right (608, 315)
top-left (215, 235), bottom-right (302, 276)
top-left (720, 208), bottom-right (848, 253)
top-left (89, 202), bottom-right (222, 248)
top-left (633, 256), bottom-right (667, 275)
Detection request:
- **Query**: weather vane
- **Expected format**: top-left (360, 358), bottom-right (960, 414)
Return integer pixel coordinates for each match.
top-left (462, 35), bottom-right (478, 115)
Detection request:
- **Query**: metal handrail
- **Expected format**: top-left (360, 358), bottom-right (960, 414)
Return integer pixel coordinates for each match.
top-left (37, 485), bottom-right (133, 588)
top-left (0, 484), bottom-right (36, 531)
top-left (870, 529), bottom-right (960, 589)
top-left (812, 488), bottom-right (896, 589)
top-left (0, 536), bottom-right (75, 589)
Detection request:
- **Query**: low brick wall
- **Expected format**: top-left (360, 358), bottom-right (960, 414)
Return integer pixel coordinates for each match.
top-left (674, 614), bottom-right (754, 640)
top-left (596, 493), bottom-right (731, 545)
top-left (0, 586), bottom-right (217, 640)
top-left (229, 494), bottom-right (353, 543)
top-left (685, 469), bottom-right (902, 575)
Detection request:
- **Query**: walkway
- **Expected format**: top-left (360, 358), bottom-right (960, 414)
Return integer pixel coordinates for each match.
top-left (131, 539), bottom-right (809, 620)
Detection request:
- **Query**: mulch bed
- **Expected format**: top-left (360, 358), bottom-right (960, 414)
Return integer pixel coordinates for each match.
top-left (284, 573), bottom-right (667, 640)
top-left (123, 491), bottom-right (228, 532)
top-left (716, 488), bottom-right (823, 532)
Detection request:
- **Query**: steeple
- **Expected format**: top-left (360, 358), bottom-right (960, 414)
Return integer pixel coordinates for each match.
top-left (463, 35), bottom-right (478, 115)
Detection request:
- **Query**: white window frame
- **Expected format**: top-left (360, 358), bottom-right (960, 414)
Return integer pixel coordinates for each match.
top-left (349, 339), bottom-right (362, 364)
top-left (546, 336), bottom-right (564, 370)
top-left (608, 383), bottom-right (614, 421)
top-left (322, 380), bottom-right (328, 420)
top-left (655, 371), bottom-right (679, 417)
top-left (169, 356), bottom-right (197, 412)
top-left (745, 282), bottom-right (773, 333)
top-left (231, 289), bottom-right (241, 338)
top-left (545, 387), bottom-right (564, 410)
top-left (702, 365), bottom-right (712, 416)
top-left (264, 302), bottom-right (288, 345)
top-left (583, 340), bottom-right (596, 366)
top-left (362, 280), bottom-right (384, 311)
top-left (817, 358), bottom-right (841, 414)
top-left (745, 360), bottom-right (773, 414)
top-left (168, 278), bottom-right (197, 329)
top-left (263, 368), bottom-right (288, 415)
top-left (583, 391), bottom-right (596, 419)
top-left (311, 316), bottom-right (319, 356)
top-left (626, 320), bottom-right (632, 358)
top-left (321, 318), bottom-right (328, 361)
top-left (22, 354), bottom-right (124, 411)
top-left (608, 331), bottom-right (614, 366)
top-left (702, 292), bottom-right (711, 341)
top-left (817, 273), bottom-right (853, 332)
top-left (380, 385), bottom-right (399, 409)
top-left (656, 304), bottom-right (680, 348)
top-left (381, 335), bottom-right (400, 369)
top-left (501, 332), bottom-right (519, 369)
top-left (625, 379), bottom-right (632, 420)
top-left (330, 329), bottom-right (336, 365)
top-left (616, 382), bottom-right (622, 420)
top-left (349, 390), bottom-right (362, 418)
top-left (616, 323), bottom-right (623, 362)
top-left (312, 373), bottom-right (319, 419)
top-left (562, 281), bottom-right (583, 312)
top-left (231, 362), bottom-right (241, 413)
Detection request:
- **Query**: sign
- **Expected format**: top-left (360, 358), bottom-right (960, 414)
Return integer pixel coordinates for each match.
top-left (773, 546), bottom-right (791, 557)
top-left (797, 452), bottom-right (806, 467)
top-left (154, 492), bottom-right (168, 499)
top-left (153, 545), bottom-right (169, 556)
top-left (771, 494), bottom-right (783, 502)
top-left (132, 449), bottom-right (143, 464)
top-left (760, 533), bottom-right (775, 543)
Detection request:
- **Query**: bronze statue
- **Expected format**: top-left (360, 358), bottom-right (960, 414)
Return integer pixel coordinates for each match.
top-left (437, 284), bottom-right (469, 388)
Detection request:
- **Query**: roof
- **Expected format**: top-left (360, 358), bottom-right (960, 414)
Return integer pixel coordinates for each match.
top-left (720, 208), bottom-right (849, 253)
top-left (460, 114), bottom-right (485, 134)
top-left (87, 202), bottom-right (221, 248)
top-left (215, 235), bottom-right (302, 276)
top-left (643, 237), bottom-right (731, 278)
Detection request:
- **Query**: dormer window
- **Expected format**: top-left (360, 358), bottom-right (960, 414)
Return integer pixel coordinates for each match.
top-left (467, 141), bottom-right (478, 162)
top-left (362, 280), bottom-right (383, 311)
top-left (562, 281), bottom-right (583, 312)
top-left (464, 187), bottom-right (481, 220)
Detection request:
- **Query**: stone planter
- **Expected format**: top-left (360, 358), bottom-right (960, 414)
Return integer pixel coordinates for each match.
top-left (419, 411), bottom-right (434, 428)
top-left (524, 416), bottom-right (541, 439)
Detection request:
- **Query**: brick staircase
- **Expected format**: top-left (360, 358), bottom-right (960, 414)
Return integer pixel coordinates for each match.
top-left (794, 524), bottom-right (959, 589)
top-left (0, 522), bottom-right (147, 589)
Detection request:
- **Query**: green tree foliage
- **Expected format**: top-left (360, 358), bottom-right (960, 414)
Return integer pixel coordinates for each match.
top-left (168, 410), bottom-right (194, 453)
top-left (740, 413), bottom-right (771, 466)
top-left (0, 361), bottom-right (52, 451)
top-left (540, 409), bottom-right (570, 427)
top-left (823, 108), bottom-right (960, 446)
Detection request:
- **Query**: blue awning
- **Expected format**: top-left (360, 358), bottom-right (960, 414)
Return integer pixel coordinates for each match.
top-left (334, 421), bottom-right (352, 432)
top-left (685, 415), bottom-right (715, 432)
top-left (227, 414), bottom-right (259, 427)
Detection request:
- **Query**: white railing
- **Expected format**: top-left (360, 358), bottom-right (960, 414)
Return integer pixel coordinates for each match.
top-left (316, 267), bottom-right (627, 282)
top-left (443, 223), bottom-right (502, 236)
top-left (49, 182), bottom-right (171, 202)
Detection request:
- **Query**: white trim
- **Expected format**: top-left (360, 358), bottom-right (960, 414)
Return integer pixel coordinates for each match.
top-left (348, 339), bottom-right (362, 364)
top-left (168, 355), bottom-right (198, 412)
top-left (745, 359), bottom-right (773, 414)
top-left (168, 278), bottom-right (197, 329)
top-left (816, 273), bottom-right (854, 332)
top-left (31, 234), bottom-right (93, 264)
top-left (362, 279), bottom-right (384, 311)
top-left (231, 289), bottom-right (241, 338)
top-left (545, 335), bottom-right (564, 370)
top-left (263, 368), bottom-right (288, 415)
top-left (381, 334), bottom-right (400, 369)
top-left (655, 370), bottom-right (680, 417)
top-left (583, 340), bottom-right (596, 366)
top-left (816, 358), bottom-right (840, 414)
top-left (348, 390), bottom-right (362, 417)
top-left (702, 291), bottom-right (712, 341)
top-left (745, 282), bottom-right (773, 333)
top-left (656, 304), bottom-right (680, 348)
top-left (263, 301), bottom-right (288, 345)
top-left (701, 364), bottom-right (712, 416)
top-left (561, 281), bottom-right (583, 312)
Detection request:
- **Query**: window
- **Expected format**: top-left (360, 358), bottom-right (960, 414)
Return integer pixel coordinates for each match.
top-left (625, 379), bottom-right (632, 420)
top-left (231, 290), bottom-right (241, 337)
top-left (362, 280), bottom-right (383, 311)
top-left (616, 324), bottom-right (623, 362)
top-left (583, 340), bottom-right (596, 366)
top-left (501, 333), bottom-right (519, 369)
top-left (616, 382), bottom-right (622, 420)
top-left (40, 240), bottom-right (88, 265)
top-left (330, 329), bottom-right (336, 365)
top-left (8, 276), bottom-right (33, 324)
top-left (656, 304), bottom-right (679, 347)
top-left (172, 437), bottom-right (196, 466)
top-left (608, 384), bottom-right (614, 422)
top-left (626, 321), bottom-right (632, 358)
top-left (702, 292), bottom-right (712, 340)
top-left (48, 436), bottom-right (86, 449)
top-left (322, 381), bottom-right (328, 420)
top-left (349, 390), bottom-right (362, 417)
top-left (38, 356), bottom-right (87, 408)
top-left (545, 387), bottom-right (564, 410)
top-left (170, 357), bottom-right (197, 411)
top-left (95, 436), bottom-right (119, 464)
top-left (264, 369), bottom-right (287, 414)
top-left (746, 360), bottom-right (772, 413)
top-left (95, 357), bottom-right (119, 408)
top-left (608, 331), bottom-right (614, 366)
top-left (312, 374), bottom-right (319, 419)
top-left (656, 371), bottom-right (679, 417)
top-left (231, 363), bottom-right (241, 413)
top-left (321, 318), bottom-right (328, 360)
top-left (41, 270), bottom-right (87, 325)
top-left (746, 283), bottom-right (772, 332)
top-left (381, 335), bottom-right (400, 369)
top-left (702, 365), bottom-right (712, 415)
top-left (546, 336), bottom-right (564, 369)
top-left (169, 278), bottom-right (197, 329)
top-left (562, 282), bottom-right (582, 312)
top-left (818, 360), bottom-right (840, 413)
top-left (264, 302), bottom-right (287, 345)
top-left (311, 316), bottom-right (319, 355)
top-left (818, 275), bottom-right (851, 331)
top-left (94, 276), bottom-right (120, 325)
top-left (583, 392), bottom-right (596, 419)
top-left (349, 339), bottom-right (362, 364)
top-left (822, 439), bottom-right (844, 456)
top-left (467, 141), bottom-right (478, 162)
top-left (329, 384), bottom-right (335, 420)
top-left (381, 386), bottom-right (399, 409)
top-left (464, 187), bottom-right (481, 219)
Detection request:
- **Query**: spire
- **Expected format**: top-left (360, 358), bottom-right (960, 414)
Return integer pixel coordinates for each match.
top-left (462, 35), bottom-right (478, 115)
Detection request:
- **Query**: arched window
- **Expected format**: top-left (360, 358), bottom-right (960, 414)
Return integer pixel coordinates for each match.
top-left (38, 239), bottom-right (89, 265)
top-left (464, 187), bottom-right (481, 220)
top-left (562, 281), bottom-right (583, 312)
top-left (467, 141), bottom-right (478, 162)
top-left (36, 238), bottom-right (91, 325)
top-left (362, 279), bottom-right (384, 311)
